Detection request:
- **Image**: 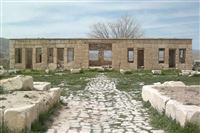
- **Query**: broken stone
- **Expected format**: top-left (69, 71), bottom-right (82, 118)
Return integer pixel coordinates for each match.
top-left (33, 82), bottom-right (51, 91)
top-left (162, 81), bottom-right (185, 87)
top-left (45, 69), bottom-right (50, 74)
top-left (120, 69), bottom-right (132, 74)
top-left (0, 75), bottom-right (33, 91)
top-left (4, 104), bottom-right (38, 131)
top-left (48, 63), bottom-right (57, 71)
top-left (152, 70), bottom-right (162, 75)
top-left (70, 68), bottom-right (81, 74)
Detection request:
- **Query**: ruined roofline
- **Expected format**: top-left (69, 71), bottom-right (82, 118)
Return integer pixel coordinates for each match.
top-left (9, 37), bottom-right (192, 41)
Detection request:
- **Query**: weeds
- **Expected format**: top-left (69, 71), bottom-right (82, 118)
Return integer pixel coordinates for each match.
top-left (143, 102), bottom-right (200, 133)
top-left (31, 103), bottom-right (61, 132)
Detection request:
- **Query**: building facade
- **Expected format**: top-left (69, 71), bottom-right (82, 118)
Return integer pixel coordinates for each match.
top-left (9, 38), bottom-right (192, 70)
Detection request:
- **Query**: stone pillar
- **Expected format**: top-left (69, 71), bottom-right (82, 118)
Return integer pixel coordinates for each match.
top-left (9, 40), bottom-right (15, 69)
top-left (175, 48), bottom-right (179, 68)
top-left (22, 48), bottom-right (26, 69)
top-left (32, 48), bottom-right (36, 69)
top-left (64, 48), bottom-right (67, 69)
top-left (43, 47), bottom-right (48, 68)
top-left (165, 48), bottom-right (169, 68)
top-left (53, 48), bottom-right (57, 64)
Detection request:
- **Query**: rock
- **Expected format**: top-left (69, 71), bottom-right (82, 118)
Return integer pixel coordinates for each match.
top-left (60, 96), bottom-right (68, 105)
top-left (142, 85), bottom-right (170, 113)
top-left (33, 82), bottom-right (51, 91)
top-left (0, 75), bottom-right (33, 91)
top-left (153, 82), bottom-right (162, 86)
top-left (8, 69), bottom-right (19, 74)
top-left (0, 66), bottom-right (6, 76)
top-left (189, 71), bottom-right (200, 77)
top-left (152, 70), bottom-right (161, 75)
top-left (0, 109), bottom-right (4, 125)
top-left (49, 88), bottom-right (61, 106)
top-left (55, 73), bottom-right (64, 76)
top-left (89, 67), bottom-right (104, 71)
top-left (120, 69), bottom-right (132, 74)
top-left (180, 70), bottom-right (193, 76)
top-left (45, 69), bottom-right (50, 74)
top-left (166, 100), bottom-right (200, 126)
top-left (70, 68), bottom-right (81, 74)
top-left (4, 104), bottom-right (38, 131)
top-left (48, 63), bottom-right (57, 71)
top-left (46, 129), bottom-right (57, 133)
top-left (162, 81), bottom-right (185, 87)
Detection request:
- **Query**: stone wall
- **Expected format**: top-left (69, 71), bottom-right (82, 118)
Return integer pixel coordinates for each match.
top-left (9, 38), bottom-right (192, 70)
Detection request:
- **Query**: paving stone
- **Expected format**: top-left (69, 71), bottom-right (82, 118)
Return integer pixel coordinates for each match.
top-left (48, 74), bottom-right (164, 133)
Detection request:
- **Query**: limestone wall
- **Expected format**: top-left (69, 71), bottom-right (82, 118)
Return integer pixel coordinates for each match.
top-left (9, 38), bottom-right (192, 70)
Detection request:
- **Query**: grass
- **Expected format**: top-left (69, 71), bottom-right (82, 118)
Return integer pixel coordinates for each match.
top-left (1, 69), bottom-right (200, 132)
top-left (106, 69), bottom-right (200, 133)
top-left (31, 103), bottom-right (61, 132)
top-left (143, 102), bottom-right (200, 133)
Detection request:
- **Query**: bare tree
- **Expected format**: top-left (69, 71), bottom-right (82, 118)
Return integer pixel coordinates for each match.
top-left (88, 15), bottom-right (144, 39)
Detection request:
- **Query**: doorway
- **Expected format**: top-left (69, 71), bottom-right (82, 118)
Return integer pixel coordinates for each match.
top-left (25, 48), bottom-right (32, 69)
top-left (137, 49), bottom-right (144, 69)
top-left (169, 49), bottom-right (176, 68)
top-left (89, 43), bottom-right (112, 67)
top-left (57, 48), bottom-right (64, 68)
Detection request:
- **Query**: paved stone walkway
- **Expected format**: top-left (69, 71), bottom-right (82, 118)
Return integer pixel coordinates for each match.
top-left (48, 74), bottom-right (164, 133)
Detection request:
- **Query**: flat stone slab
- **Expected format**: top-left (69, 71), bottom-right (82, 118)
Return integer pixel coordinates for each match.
top-left (142, 81), bottom-right (200, 127)
top-left (0, 88), bottom-right (61, 131)
top-left (0, 75), bottom-right (33, 91)
top-left (33, 82), bottom-right (51, 91)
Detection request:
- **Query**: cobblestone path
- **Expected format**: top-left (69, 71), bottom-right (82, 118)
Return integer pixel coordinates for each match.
top-left (48, 74), bottom-right (164, 133)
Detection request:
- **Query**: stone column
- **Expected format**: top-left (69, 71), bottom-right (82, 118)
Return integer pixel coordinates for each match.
top-left (32, 48), bottom-right (36, 69)
top-left (22, 48), bottom-right (26, 69)
top-left (43, 47), bottom-right (48, 68)
top-left (9, 40), bottom-right (15, 69)
top-left (64, 48), bottom-right (67, 69)
top-left (53, 48), bottom-right (57, 65)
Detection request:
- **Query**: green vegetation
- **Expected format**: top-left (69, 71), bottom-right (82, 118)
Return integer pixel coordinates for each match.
top-left (106, 69), bottom-right (200, 133)
top-left (143, 102), bottom-right (200, 133)
top-left (31, 103), bottom-right (61, 132)
top-left (0, 69), bottom-right (200, 132)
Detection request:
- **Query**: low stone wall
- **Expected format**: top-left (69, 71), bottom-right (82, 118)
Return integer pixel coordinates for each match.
top-left (1, 88), bottom-right (61, 131)
top-left (0, 76), bottom-right (61, 132)
top-left (142, 82), bottom-right (200, 127)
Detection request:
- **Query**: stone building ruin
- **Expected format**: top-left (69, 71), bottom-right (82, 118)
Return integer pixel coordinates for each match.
top-left (9, 38), bottom-right (192, 70)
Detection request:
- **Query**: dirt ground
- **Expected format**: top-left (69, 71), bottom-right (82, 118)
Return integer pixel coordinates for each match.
top-left (0, 91), bottom-right (50, 109)
top-left (154, 86), bottom-right (200, 106)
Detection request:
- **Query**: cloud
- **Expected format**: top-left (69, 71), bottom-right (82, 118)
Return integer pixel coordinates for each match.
top-left (1, 1), bottom-right (199, 49)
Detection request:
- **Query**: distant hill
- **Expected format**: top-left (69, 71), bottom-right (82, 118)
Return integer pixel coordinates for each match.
top-left (193, 49), bottom-right (200, 61)
top-left (0, 38), bottom-right (9, 68)
top-left (0, 38), bottom-right (9, 58)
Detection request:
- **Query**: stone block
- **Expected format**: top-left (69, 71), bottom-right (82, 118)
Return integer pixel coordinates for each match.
top-left (33, 82), bottom-right (51, 91)
top-left (4, 104), bottom-right (38, 131)
top-left (49, 88), bottom-right (61, 106)
top-left (0, 75), bottom-right (33, 91)
top-left (70, 68), bottom-right (81, 74)
top-left (0, 109), bottom-right (4, 125)
top-left (162, 81), bottom-right (185, 87)
top-left (166, 100), bottom-right (200, 126)
top-left (142, 85), bottom-right (170, 113)
top-left (48, 63), bottom-right (57, 71)
top-left (152, 70), bottom-right (162, 75)
top-left (120, 69), bottom-right (132, 74)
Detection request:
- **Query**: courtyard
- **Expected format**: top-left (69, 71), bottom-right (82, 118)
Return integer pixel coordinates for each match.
top-left (1, 69), bottom-right (199, 133)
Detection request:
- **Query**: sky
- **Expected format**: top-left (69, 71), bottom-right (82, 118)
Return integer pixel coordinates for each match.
top-left (0, 0), bottom-right (199, 49)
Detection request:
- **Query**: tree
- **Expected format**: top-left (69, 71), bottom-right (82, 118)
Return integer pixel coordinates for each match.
top-left (88, 15), bottom-right (144, 39)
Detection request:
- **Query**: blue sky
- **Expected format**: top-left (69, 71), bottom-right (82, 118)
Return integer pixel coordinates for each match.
top-left (0, 0), bottom-right (199, 49)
